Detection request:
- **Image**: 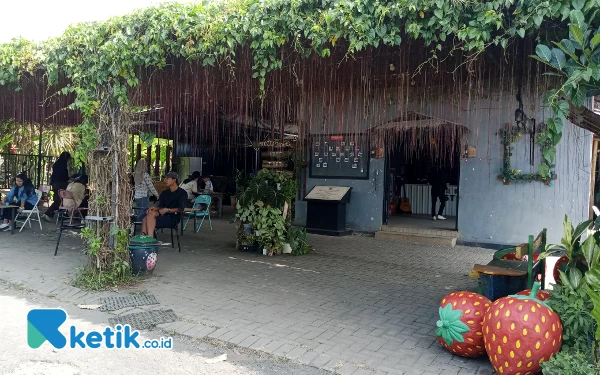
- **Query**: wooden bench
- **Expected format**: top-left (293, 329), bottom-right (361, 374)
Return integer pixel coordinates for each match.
top-left (472, 229), bottom-right (547, 300)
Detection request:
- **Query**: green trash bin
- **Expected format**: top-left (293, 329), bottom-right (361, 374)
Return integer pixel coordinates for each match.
top-left (129, 235), bottom-right (159, 274)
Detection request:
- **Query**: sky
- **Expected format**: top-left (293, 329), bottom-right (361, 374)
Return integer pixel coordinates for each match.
top-left (0, 0), bottom-right (191, 43)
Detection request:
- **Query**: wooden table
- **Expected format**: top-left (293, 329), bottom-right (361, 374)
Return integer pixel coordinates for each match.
top-left (4, 205), bottom-right (20, 234)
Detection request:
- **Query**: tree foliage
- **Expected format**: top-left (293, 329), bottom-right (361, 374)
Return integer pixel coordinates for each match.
top-left (0, 0), bottom-right (591, 101)
top-left (533, 1), bottom-right (600, 178)
top-left (0, 0), bottom-right (598, 171)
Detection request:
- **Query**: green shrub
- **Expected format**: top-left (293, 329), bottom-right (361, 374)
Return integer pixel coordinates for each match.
top-left (541, 350), bottom-right (600, 375)
top-left (546, 283), bottom-right (596, 354)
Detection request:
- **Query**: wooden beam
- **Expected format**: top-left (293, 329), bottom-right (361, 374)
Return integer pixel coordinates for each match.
top-left (146, 147), bottom-right (152, 175)
top-left (569, 105), bottom-right (600, 135)
top-left (135, 144), bottom-right (142, 163)
top-left (154, 144), bottom-right (161, 177)
top-left (165, 145), bottom-right (172, 174)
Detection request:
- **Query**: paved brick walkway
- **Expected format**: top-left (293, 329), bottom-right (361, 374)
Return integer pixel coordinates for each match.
top-left (0, 214), bottom-right (495, 375)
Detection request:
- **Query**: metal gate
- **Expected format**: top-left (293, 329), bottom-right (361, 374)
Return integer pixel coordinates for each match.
top-left (0, 153), bottom-right (55, 188)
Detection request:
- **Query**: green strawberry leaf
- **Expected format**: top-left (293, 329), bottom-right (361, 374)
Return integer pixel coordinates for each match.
top-left (436, 303), bottom-right (470, 346)
top-left (449, 320), bottom-right (470, 333)
top-left (509, 282), bottom-right (552, 309)
top-left (448, 307), bottom-right (463, 321)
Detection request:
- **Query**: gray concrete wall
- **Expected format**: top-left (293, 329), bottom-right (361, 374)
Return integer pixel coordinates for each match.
top-left (294, 157), bottom-right (385, 232)
top-left (440, 102), bottom-right (592, 245)
top-left (293, 92), bottom-right (593, 244)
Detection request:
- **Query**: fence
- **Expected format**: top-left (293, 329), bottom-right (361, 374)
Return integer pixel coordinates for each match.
top-left (0, 153), bottom-right (56, 189)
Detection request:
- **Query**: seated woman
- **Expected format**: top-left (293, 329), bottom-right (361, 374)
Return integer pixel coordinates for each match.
top-left (0, 173), bottom-right (38, 231)
top-left (63, 175), bottom-right (88, 211)
top-left (179, 171), bottom-right (201, 204)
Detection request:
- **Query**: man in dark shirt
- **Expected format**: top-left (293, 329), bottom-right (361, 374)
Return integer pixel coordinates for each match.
top-left (429, 164), bottom-right (449, 220)
top-left (142, 171), bottom-right (187, 236)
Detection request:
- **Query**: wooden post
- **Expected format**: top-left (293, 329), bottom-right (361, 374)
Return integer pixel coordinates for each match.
top-left (154, 144), bottom-right (161, 177)
top-left (146, 147), bottom-right (152, 175)
top-left (165, 145), bottom-right (172, 174)
top-left (136, 144), bottom-right (142, 164)
top-left (590, 137), bottom-right (599, 219)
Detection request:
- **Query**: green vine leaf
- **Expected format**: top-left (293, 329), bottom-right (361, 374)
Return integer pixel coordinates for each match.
top-left (538, 163), bottom-right (550, 177)
top-left (569, 24), bottom-right (585, 47)
top-left (536, 44), bottom-right (552, 62)
top-left (570, 9), bottom-right (587, 32)
top-left (551, 48), bottom-right (567, 70)
top-left (572, 0), bottom-right (586, 12)
top-left (543, 147), bottom-right (557, 164)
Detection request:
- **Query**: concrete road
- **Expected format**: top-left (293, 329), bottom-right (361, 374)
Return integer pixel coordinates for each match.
top-left (0, 281), bottom-right (326, 375)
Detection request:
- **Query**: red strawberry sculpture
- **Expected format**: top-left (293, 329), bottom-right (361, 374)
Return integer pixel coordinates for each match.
top-left (553, 255), bottom-right (569, 285)
top-left (482, 282), bottom-right (562, 375)
top-left (435, 292), bottom-right (491, 357)
top-left (515, 288), bottom-right (552, 301)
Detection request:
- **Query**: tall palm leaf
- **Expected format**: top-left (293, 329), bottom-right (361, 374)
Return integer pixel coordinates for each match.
top-left (33, 126), bottom-right (77, 156)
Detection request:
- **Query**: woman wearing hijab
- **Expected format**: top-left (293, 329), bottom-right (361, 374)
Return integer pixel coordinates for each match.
top-left (42, 151), bottom-right (71, 221)
top-left (133, 159), bottom-right (159, 222)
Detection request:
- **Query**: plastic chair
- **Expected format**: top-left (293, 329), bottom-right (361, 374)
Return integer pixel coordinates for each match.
top-left (183, 194), bottom-right (213, 233)
top-left (54, 210), bottom-right (85, 256)
top-left (56, 189), bottom-right (86, 225)
top-left (154, 213), bottom-right (181, 252)
top-left (15, 189), bottom-right (43, 232)
top-left (38, 185), bottom-right (51, 207)
top-left (130, 198), bottom-right (146, 236)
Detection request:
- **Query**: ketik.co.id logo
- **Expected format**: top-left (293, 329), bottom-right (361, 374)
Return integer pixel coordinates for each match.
top-left (27, 309), bottom-right (68, 349)
top-left (27, 308), bottom-right (172, 349)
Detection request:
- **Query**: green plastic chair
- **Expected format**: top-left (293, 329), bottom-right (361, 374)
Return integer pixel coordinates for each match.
top-left (183, 194), bottom-right (213, 233)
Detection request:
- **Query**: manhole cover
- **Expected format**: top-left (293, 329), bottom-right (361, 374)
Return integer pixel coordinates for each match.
top-left (108, 309), bottom-right (178, 330)
top-left (99, 295), bottom-right (159, 311)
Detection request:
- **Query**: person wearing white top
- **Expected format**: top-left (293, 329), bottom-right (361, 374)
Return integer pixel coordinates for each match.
top-left (202, 176), bottom-right (213, 192)
top-left (180, 171), bottom-right (201, 201)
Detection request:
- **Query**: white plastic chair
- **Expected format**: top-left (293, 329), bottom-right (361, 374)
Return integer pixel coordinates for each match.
top-left (15, 189), bottom-right (43, 232)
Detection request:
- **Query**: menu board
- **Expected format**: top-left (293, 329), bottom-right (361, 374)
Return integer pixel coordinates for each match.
top-left (309, 134), bottom-right (369, 179)
top-left (305, 186), bottom-right (351, 201)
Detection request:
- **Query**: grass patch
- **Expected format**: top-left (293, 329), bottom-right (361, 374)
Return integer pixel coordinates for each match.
top-left (72, 266), bottom-right (141, 291)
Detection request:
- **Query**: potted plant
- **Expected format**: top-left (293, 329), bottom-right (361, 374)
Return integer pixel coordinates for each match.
top-left (239, 233), bottom-right (258, 252)
top-left (253, 203), bottom-right (286, 256)
top-left (286, 225), bottom-right (311, 256)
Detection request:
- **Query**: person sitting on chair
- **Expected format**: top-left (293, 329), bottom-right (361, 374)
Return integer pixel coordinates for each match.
top-left (0, 173), bottom-right (37, 231)
top-left (142, 171), bottom-right (187, 236)
top-left (200, 176), bottom-right (213, 192)
top-left (62, 175), bottom-right (88, 210)
top-left (179, 171), bottom-right (201, 203)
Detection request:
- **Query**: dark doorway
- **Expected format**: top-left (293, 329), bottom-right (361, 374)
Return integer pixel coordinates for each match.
top-left (382, 131), bottom-right (461, 232)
